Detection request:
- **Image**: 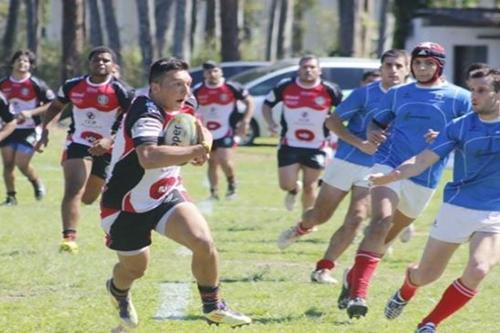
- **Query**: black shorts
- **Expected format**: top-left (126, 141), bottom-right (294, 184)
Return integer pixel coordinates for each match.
top-left (103, 189), bottom-right (189, 252)
top-left (63, 142), bottom-right (111, 179)
top-left (0, 128), bottom-right (38, 148)
top-left (212, 135), bottom-right (235, 150)
top-left (277, 145), bottom-right (326, 170)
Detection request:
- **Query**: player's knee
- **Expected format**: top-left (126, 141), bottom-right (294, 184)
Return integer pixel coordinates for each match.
top-left (302, 183), bottom-right (316, 194)
top-left (465, 262), bottom-right (490, 283)
top-left (3, 162), bottom-right (15, 172)
top-left (126, 266), bottom-right (147, 280)
top-left (367, 217), bottom-right (392, 238)
top-left (190, 235), bottom-right (216, 256)
top-left (81, 194), bottom-right (98, 205)
top-left (345, 211), bottom-right (366, 230)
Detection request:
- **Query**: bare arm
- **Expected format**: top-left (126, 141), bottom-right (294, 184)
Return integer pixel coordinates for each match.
top-left (0, 120), bottom-right (16, 142)
top-left (366, 120), bottom-right (387, 146)
top-left (236, 96), bottom-right (254, 137)
top-left (262, 103), bottom-right (278, 135)
top-left (17, 103), bottom-right (51, 122)
top-left (136, 143), bottom-right (209, 169)
top-left (326, 113), bottom-right (377, 155)
top-left (369, 149), bottom-right (440, 185)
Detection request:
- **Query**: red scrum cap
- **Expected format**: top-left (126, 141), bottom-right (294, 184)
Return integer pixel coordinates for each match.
top-left (411, 42), bottom-right (446, 83)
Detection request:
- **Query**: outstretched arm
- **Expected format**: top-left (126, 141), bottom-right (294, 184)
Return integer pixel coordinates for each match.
top-left (326, 113), bottom-right (377, 155)
top-left (369, 149), bottom-right (440, 185)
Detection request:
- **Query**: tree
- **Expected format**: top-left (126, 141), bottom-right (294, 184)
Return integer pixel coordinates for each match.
top-left (172, 0), bottom-right (192, 60)
top-left (338, 0), bottom-right (362, 57)
top-left (220, 0), bottom-right (241, 61)
top-left (376, 0), bottom-right (390, 57)
top-left (277, 0), bottom-right (294, 59)
top-left (190, 0), bottom-right (198, 52)
top-left (135, 0), bottom-right (154, 79)
top-left (61, 0), bottom-right (85, 81)
top-left (2, 0), bottom-right (21, 64)
top-left (25, 0), bottom-right (43, 58)
top-left (87, 0), bottom-right (104, 47)
top-left (205, 0), bottom-right (216, 47)
top-left (265, 0), bottom-right (279, 61)
top-left (392, 0), bottom-right (426, 49)
top-left (154, 0), bottom-right (174, 58)
top-left (102, 0), bottom-right (122, 65)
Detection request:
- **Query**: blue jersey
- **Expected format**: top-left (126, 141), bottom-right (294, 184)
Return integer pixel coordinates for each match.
top-left (373, 82), bottom-right (471, 188)
top-left (431, 113), bottom-right (500, 211)
top-left (334, 81), bottom-right (387, 167)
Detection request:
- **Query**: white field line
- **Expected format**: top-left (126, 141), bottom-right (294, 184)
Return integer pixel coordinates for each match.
top-left (195, 199), bottom-right (214, 215)
top-left (154, 282), bottom-right (192, 320)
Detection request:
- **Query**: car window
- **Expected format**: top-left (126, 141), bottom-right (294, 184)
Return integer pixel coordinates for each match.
top-left (232, 62), bottom-right (296, 84)
top-left (321, 68), bottom-right (369, 90)
top-left (190, 70), bottom-right (204, 86)
top-left (223, 66), bottom-right (257, 79)
top-left (249, 72), bottom-right (295, 96)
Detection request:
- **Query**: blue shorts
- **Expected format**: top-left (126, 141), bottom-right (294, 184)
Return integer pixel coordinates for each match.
top-left (0, 141), bottom-right (35, 155)
top-left (0, 128), bottom-right (38, 154)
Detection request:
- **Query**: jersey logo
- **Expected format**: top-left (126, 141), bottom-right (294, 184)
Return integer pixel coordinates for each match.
top-left (84, 111), bottom-right (98, 127)
top-left (81, 131), bottom-right (103, 143)
top-left (220, 93), bottom-right (229, 102)
top-left (149, 177), bottom-right (177, 199)
top-left (21, 87), bottom-right (30, 96)
top-left (315, 96), bottom-right (326, 106)
top-left (295, 129), bottom-right (315, 141)
top-left (97, 94), bottom-right (109, 105)
top-left (206, 121), bottom-right (221, 131)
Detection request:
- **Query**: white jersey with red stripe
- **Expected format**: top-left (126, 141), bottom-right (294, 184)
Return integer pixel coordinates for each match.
top-left (0, 75), bottom-right (55, 129)
top-left (102, 95), bottom-right (193, 213)
top-left (193, 80), bottom-right (248, 140)
top-left (264, 77), bottom-right (342, 149)
top-left (57, 75), bottom-right (133, 147)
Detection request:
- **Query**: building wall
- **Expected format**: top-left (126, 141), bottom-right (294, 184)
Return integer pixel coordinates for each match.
top-left (406, 17), bottom-right (500, 83)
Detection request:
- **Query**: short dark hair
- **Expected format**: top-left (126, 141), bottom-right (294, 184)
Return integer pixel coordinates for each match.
top-left (88, 46), bottom-right (116, 62)
top-left (362, 69), bottom-right (381, 81)
top-left (149, 58), bottom-right (190, 84)
top-left (469, 68), bottom-right (500, 92)
top-left (381, 49), bottom-right (409, 65)
top-left (465, 63), bottom-right (490, 78)
top-left (202, 60), bottom-right (219, 70)
top-left (10, 49), bottom-right (36, 68)
top-left (299, 54), bottom-right (320, 66)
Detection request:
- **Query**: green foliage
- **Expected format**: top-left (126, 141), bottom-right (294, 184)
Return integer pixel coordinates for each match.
top-left (121, 47), bottom-right (146, 88)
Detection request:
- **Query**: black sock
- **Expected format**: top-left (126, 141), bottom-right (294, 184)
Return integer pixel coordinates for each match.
top-left (198, 285), bottom-right (222, 312)
top-left (7, 191), bottom-right (16, 198)
top-left (109, 279), bottom-right (129, 299)
top-left (62, 229), bottom-right (77, 241)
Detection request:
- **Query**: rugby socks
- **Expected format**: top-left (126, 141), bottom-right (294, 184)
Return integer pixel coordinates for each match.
top-left (419, 279), bottom-right (477, 327)
top-left (62, 229), bottom-right (77, 241)
top-left (399, 267), bottom-right (419, 301)
top-left (316, 259), bottom-right (335, 271)
top-left (297, 222), bottom-right (313, 235)
top-left (349, 250), bottom-right (382, 299)
top-left (108, 279), bottom-right (130, 299)
top-left (198, 285), bottom-right (223, 313)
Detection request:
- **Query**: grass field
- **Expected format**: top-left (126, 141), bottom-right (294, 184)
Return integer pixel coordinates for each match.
top-left (0, 127), bottom-right (498, 333)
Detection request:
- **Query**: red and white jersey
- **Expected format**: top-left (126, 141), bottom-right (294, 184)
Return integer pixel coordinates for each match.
top-left (57, 75), bottom-right (133, 147)
top-left (0, 75), bottom-right (55, 129)
top-left (264, 77), bottom-right (342, 149)
top-left (101, 96), bottom-right (192, 213)
top-left (193, 80), bottom-right (248, 139)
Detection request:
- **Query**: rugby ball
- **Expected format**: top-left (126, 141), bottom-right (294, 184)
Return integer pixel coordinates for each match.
top-left (163, 113), bottom-right (198, 146)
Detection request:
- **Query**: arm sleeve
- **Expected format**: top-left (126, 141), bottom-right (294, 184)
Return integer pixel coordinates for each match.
top-left (430, 119), bottom-right (460, 158)
top-left (125, 97), bottom-right (164, 147)
top-left (334, 87), bottom-right (364, 121)
top-left (0, 94), bottom-right (14, 123)
top-left (227, 81), bottom-right (249, 100)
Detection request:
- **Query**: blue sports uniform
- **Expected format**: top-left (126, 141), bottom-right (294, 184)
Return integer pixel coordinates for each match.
top-left (373, 82), bottom-right (471, 188)
top-left (335, 81), bottom-right (389, 167)
top-left (431, 113), bottom-right (500, 211)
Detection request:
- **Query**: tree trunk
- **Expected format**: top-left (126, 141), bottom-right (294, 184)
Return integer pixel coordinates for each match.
top-left (277, 0), bottom-right (293, 59)
top-left (265, 0), bottom-right (279, 61)
top-left (338, 0), bottom-right (362, 57)
top-left (392, 0), bottom-right (426, 49)
top-left (154, 0), bottom-right (174, 58)
top-left (220, 0), bottom-right (241, 61)
top-left (190, 0), bottom-right (198, 53)
top-left (87, 0), bottom-right (104, 47)
top-left (136, 0), bottom-right (154, 79)
top-left (2, 0), bottom-right (20, 64)
top-left (205, 0), bottom-right (216, 47)
top-left (172, 0), bottom-right (192, 60)
top-left (25, 0), bottom-right (42, 58)
top-left (102, 0), bottom-right (122, 65)
top-left (61, 0), bottom-right (85, 81)
top-left (377, 0), bottom-right (389, 57)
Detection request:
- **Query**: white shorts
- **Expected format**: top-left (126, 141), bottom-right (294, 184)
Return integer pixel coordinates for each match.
top-left (430, 203), bottom-right (500, 244)
top-left (371, 163), bottom-right (435, 219)
top-left (322, 158), bottom-right (371, 191)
